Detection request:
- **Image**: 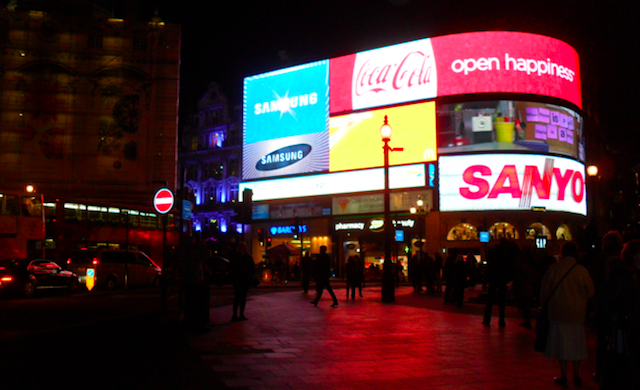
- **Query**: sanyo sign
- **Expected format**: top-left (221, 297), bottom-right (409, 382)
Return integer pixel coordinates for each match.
top-left (438, 154), bottom-right (586, 215)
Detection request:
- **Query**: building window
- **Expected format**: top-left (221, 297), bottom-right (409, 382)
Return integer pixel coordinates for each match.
top-left (132, 30), bottom-right (148, 52)
top-left (88, 28), bottom-right (104, 49)
top-left (447, 223), bottom-right (479, 241)
top-left (228, 158), bottom-right (239, 177)
top-left (209, 131), bottom-right (224, 148)
top-left (526, 223), bottom-right (551, 240)
top-left (555, 224), bottom-right (572, 241)
top-left (190, 136), bottom-right (199, 151)
top-left (490, 222), bottom-right (519, 240)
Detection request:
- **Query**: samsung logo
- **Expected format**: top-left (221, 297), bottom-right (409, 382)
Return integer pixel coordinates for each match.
top-left (257, 144), bottom-right (312, 171)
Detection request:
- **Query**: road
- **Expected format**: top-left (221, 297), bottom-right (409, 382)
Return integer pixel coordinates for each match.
top-left (0, 287), bottom-right (230, 389)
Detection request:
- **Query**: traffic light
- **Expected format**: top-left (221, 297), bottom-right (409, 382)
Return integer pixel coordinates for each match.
top-left (257, 228), bottom-right (265, 246)
top-left (266, 237), bottom-right (272, 248)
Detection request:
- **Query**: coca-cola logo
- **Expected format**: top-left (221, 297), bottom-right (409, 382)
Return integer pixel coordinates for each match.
top-left (355, 51), bottom-right (433, 97)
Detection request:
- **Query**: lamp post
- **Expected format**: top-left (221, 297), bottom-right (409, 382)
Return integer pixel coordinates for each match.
top-left (380, 115), bottom-right (403, 303)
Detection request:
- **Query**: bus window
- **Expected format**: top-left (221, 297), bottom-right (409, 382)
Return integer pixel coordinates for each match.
top-left (21, 196), bottom-right (42, 217)
top-left (1, 194), bottom-right (20, 215)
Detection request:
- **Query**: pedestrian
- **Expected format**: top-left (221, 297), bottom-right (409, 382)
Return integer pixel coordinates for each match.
top-left (434, 252), bottom-right (444, 293)
top-left (482, 239), bottom-right (512, 327)
top-left (443, 253), bottom-right (456, 304)
top-left (180, 236), bottom-right (207, 331)
top-left (599, 239), bottom-right (640, 389)
top-left (510, 241), bottom-right (535, 328)
top-left (540, 241), bottom-right (594, 387)
top-left (291, 261), bottom-right (301, 281)
top-left (310, 245), bottom-right (338, 307)
top-left (230, 242), bottom-right (256, 322)
top-left (589, 230), bottom-right (623, 383)
top-left (346, 256), bottom-right (358, 300)
top-left (355, 255), bottom-right (364, 297)
top-left (410, 253), bottom-right (423, 292)
top-left (452, 254), bottom-right (469, 307)
top-left (301, 252), bottom-right (313, 293)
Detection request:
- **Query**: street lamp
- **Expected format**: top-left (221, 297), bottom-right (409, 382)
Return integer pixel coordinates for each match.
top-left (381, 115), bottom-right (403, 303)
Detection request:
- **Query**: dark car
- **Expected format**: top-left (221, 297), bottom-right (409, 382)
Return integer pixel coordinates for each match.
top-left (205, 256), bottom-right (231, 286)
top-left (0, 259), bottom-right (79, 298)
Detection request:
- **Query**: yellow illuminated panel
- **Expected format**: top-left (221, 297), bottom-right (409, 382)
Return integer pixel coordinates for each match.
top-left (329, 101), bottom-right (436, 172)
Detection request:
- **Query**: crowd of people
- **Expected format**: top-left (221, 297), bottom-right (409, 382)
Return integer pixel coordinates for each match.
top-left (174, 234), bottom-right (639, 389)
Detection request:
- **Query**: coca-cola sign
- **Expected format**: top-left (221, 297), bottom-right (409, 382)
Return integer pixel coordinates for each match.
top-left (350, 39), bottom-right (437, 111)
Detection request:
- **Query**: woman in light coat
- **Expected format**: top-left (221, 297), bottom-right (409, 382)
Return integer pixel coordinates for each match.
top-left (540, 242), bottom-right (594, 386)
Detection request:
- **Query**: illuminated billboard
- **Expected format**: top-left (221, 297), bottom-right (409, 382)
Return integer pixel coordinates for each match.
top-left (437, 100), bottom-right (584, 161)
top-left (330, 31), bottom-right (581, 113)
top-left (439, 154), bottom-right (586, 215)
top-left (330, 101), bottom-right (437, 172)
top-left (240, 164), bottom-right (426, 202)
top-left (243, 61), bottom-right (330, 180)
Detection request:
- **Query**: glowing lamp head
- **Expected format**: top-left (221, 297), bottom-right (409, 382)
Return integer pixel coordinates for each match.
top-left (25, 185), bottom-right (35, 193)
top-left (587, 165), bottom-right (598, 177)
top-left (410, 207), bottom-right (417, 214)
top-left (380, 115), bottom-right (392, 141)
top-left (417, 199), bottom-right (424, 208)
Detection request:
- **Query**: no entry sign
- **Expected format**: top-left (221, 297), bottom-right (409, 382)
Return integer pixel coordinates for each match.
top-left (153, 188), bottom-right (174, 214)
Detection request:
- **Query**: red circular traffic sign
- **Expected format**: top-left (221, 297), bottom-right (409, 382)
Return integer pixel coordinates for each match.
top-left (153, 188), bottom-right (174, 214)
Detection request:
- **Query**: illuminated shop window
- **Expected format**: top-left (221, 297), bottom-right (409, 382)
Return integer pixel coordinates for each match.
top-left (525, 223), bottom-right (551, 240)
top-left (490, 222), bottom-right (520, 240)
top-left (447, 223), bottom-right (479, 241)
top-left (555, 224), bottom-right (572, 241)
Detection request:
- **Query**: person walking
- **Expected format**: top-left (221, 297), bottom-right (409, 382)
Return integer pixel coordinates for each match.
top-left (346, 256), bottom-right (359, 300)
top-left (230, 242), bottom-right (256, 322)
top-left (588, 231), bottom-right (623, 383)
top-left (599, 239), bottom-right (640, 389)
top-left (540, 241), bottom-right (594, 387)
top-left (301, 252), bottom-right (313, 294)
top-left (356, 255), bottom-right (364, 297)
top-left (310, 245), bottom-right (338, 307)
top-left (482, 239), bottom-right (512, 327)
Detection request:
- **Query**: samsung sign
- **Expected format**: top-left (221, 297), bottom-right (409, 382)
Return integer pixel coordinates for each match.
top-left (243, 61), bottom-right (329, 181)
top-left (257, 144), bottom-right (312, 171)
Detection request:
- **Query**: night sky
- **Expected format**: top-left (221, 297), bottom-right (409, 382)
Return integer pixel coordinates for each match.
top-left (5, 0), bottom-right (639, 168)
top-left (167, 0), bottom-right (639, 169)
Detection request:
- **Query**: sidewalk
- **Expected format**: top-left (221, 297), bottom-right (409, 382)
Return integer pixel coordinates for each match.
top-left (186, 285), bottom-right (598, 390)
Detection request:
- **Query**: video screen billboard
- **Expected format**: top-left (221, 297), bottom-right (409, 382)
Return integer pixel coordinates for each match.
top-left (330, 31), bottom-right (581, 114)
top-left (437, 100), bottom-right (584, 161)
top-left (243, 61), bottom-right (330, 181)
top-left (329, 101), bottom-right (437, 172)
top-left (439, 154), bottom-right (586, 215)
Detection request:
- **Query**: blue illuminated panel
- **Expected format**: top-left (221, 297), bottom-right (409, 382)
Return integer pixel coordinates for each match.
top-left (243, 61), bottom-right (330, 180)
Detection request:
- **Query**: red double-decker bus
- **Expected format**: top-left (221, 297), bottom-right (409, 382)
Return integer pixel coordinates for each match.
top-left (44, 198), bottom-right (179, 267)
top-left (0, 190), bottom-right (45, 260)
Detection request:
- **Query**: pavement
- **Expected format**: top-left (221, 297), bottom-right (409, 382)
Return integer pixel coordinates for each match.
top-left (185, 283), bottom-right (599, 390)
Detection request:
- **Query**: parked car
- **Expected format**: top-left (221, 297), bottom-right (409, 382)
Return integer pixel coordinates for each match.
top-left (205, 255), bottom-right (231, 286)
top-left (0, 259), bottom-right (79, 298)
top-left (66, 250), bottom-right (162, 291)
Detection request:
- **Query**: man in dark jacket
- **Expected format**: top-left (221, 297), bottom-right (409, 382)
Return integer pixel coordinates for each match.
top-left (310, 246), bottom-right (338, 307)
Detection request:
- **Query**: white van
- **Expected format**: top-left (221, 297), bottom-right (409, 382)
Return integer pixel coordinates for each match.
top-left (66, 250), bottom-right (161, 290)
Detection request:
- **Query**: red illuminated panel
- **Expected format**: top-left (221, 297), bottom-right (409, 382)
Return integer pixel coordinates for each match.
top-left (432, 31), bottom-right (581, 109)
top-left (329, 31), bottom-right (581, 114)
top-left (329, 101), bottom-right (437, 172)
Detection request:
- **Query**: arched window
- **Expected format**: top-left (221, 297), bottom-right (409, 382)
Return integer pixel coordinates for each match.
top-left (525, 223), bottom-right (551, 239)
top-left (555, 224), bottom-right (572, 241)
top-left (490, 222), bottom-right (519, 240)
top-left (446, 223), bottom-right (479, 241)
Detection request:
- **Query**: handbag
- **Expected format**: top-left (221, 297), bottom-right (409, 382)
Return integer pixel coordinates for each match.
top-left (534, 262), bottom-right (578, 352)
